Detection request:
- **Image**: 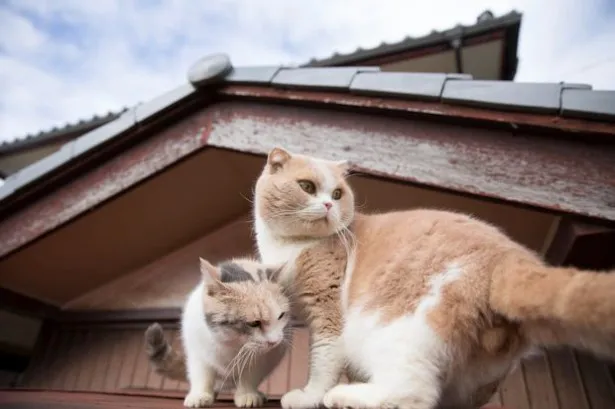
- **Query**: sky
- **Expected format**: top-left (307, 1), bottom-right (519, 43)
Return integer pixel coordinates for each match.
top-left (1, 0), bottom-right (615, 143)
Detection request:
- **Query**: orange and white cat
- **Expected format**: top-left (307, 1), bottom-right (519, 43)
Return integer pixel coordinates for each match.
top-left (253, 147), bottom-right (615, 409)
top-left (145, 257), bottom-right (292, 408)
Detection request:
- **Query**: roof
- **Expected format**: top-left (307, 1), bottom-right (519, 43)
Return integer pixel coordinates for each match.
top-left (0, 53), bottom-right (613, 217)
top-left (0, 9), bottom-right (520, 156)
top-left (302, 10), bottom-right (521, 76)
top-left (0, 109), bottom-right (129, 156)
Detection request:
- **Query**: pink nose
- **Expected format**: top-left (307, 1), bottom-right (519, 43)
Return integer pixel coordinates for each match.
top-left (324, 202), bottom-right (332, 210)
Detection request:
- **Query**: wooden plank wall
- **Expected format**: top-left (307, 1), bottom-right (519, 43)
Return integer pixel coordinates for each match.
top-left (15, 323), bottom-right (615, 409)
top-left (17, 323), bottom-right (310, 398)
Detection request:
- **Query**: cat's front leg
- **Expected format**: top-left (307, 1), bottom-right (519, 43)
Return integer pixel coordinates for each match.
top-left (184, 360), bottom-right (216, 408)
top-left (233, 365), bottom-right (268, 408)
top-left (281, 334), bottom-right (345, 409)
top-left (233, 342), bottom-right (288, 408)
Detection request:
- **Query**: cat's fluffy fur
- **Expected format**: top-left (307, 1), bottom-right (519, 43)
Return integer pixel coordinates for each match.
top-left (253, 147), bottom-right (615, 409)
top-left (145, 257), bottom-right (292, 408)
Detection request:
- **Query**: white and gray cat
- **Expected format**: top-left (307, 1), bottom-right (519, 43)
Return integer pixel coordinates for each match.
top-left (145, 257), bottom-right (292, 408)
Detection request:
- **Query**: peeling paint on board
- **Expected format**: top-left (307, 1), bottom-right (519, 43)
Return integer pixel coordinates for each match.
top-left (206, 102), bottom-right (615, 222)
top-left (0, 99), bottom-right (613, 259)
top-left (0, 112), bottom-right (214, 258)
top-left (218, 85), bottom-right (615, 139)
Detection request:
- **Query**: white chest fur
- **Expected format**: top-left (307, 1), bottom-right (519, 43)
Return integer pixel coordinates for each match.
top-left (254, 217), bottom-right (315, 266)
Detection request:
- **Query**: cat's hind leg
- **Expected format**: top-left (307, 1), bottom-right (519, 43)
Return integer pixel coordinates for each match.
top-left (323, 311), bottom-right (448, 409)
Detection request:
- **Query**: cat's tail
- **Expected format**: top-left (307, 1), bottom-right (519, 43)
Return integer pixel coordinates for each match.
top-left (144, 323), bottom-right (187, 381)
top-left (489, 256), bottom-right (615, 360)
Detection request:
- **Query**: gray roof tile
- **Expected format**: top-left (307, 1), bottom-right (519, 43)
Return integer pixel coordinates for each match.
top-left (442, 80), bottom-right (562, 113)
top-left (561, 89), bottom-right (615, 121)
top-left (12, 141), bottom-right (75, 191)
top-left (561, 83), bottom-right (593, 90)
top-left (0, 175), bottom-right (17, 202)
top-left (350, 72), bottom-right (472, 100)
top-left (73, 108), bottom-right (137, 157)
top-left (272, 67), bottom-right (380, 90)
top-left (135, 84), bottom-right (196, 123)
top-left (225, 66), bottom-right (282, 84)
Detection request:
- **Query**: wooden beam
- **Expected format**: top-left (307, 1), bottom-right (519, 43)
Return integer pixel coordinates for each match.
top-left (0, 287), bottom-right (58, 318)
top-left (545, 217), bottom-right (615, 270)
top-left (54, 308), bottom-right (182, 324)
top-left (53, 308), bottom-right (306, 328)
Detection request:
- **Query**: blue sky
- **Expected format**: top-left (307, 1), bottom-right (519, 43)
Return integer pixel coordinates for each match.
top-left (1, 0), bottom-right (615, 142)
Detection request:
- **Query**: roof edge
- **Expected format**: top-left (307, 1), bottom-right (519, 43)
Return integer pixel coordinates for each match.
top-left (0, 54), bottom-right (613, 209)
top-left (301, 10), bottom-right (522, 68)
top-left (0, 109), bottom-right (129, 156)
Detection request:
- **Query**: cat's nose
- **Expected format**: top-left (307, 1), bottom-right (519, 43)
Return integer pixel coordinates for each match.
top-left (323, 202), bottom-right (332, 211)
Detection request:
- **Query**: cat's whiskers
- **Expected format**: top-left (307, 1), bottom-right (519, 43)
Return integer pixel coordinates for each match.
top-left (220, 342), bottom-right (248, 388)
top-left (236, 342), bottom-right (258, 383)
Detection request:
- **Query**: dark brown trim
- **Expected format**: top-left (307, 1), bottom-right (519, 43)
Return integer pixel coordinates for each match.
top-left (48, 307), bottom-right (306, 328)
top-left (54, 308), bottom-right (182, 324)
top-left (0, 287), bottom-right (59, 318)
top-left (545, 218), bottom-right (615, 270)
top-left (219, 86), bottom-right (615, 139)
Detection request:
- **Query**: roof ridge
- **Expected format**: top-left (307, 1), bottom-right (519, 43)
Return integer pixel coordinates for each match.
top-left (1, 106), bottom-right (130, 151)
top-left (302, 9), bottom-right (522, 67)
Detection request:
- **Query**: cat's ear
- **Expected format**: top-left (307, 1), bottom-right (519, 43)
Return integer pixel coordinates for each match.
top-left (265, 263), bottom-right (287, 283)
top-left (200, 258), bottom-right (222, 294)
top-left (334, 160), bottom-right (352, 177)
top-left (268, 147), bottom-right (292, 173)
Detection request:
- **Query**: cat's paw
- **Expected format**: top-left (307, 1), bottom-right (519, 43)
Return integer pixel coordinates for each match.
top-left (184, 391), bottom-right (215, 407)
top-left (234, 391), bottom-right (267, 408)
top-left (323, 384), bottom-right (393, 409)
top-left (281, 388), bottom-right (323, 409)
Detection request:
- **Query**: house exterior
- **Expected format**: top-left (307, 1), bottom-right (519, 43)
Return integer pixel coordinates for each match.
top-left (0, 9), bottom-right (521, 182)
top-left (303, 9), bottom-right (522, 81)
top-left (1, 12), bottom-right (615, 409)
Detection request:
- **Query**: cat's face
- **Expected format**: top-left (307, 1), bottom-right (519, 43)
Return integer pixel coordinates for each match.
top-left (200, 258), bottom-right (291, 350)
top-left (254, 147), bottom-right (355, 238)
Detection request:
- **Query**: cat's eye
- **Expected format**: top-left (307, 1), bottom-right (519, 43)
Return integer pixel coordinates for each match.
top-left (298, 180), bottom-right (316, 194)
top-left (332, 189), bottom-right (343, 200)
top-left (278, 312), bottom-right (286, 320)
top-left (247, 320), bottom-right (262, 328)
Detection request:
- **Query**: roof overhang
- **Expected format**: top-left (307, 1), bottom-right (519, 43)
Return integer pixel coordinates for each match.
top-left (303, 10), bottom-right (522, 81)
top-left (0, 56), bottom-right (613, 305)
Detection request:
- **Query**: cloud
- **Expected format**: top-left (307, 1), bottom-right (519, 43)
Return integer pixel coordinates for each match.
top-left (1, 0), bottom-right (614, 142)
